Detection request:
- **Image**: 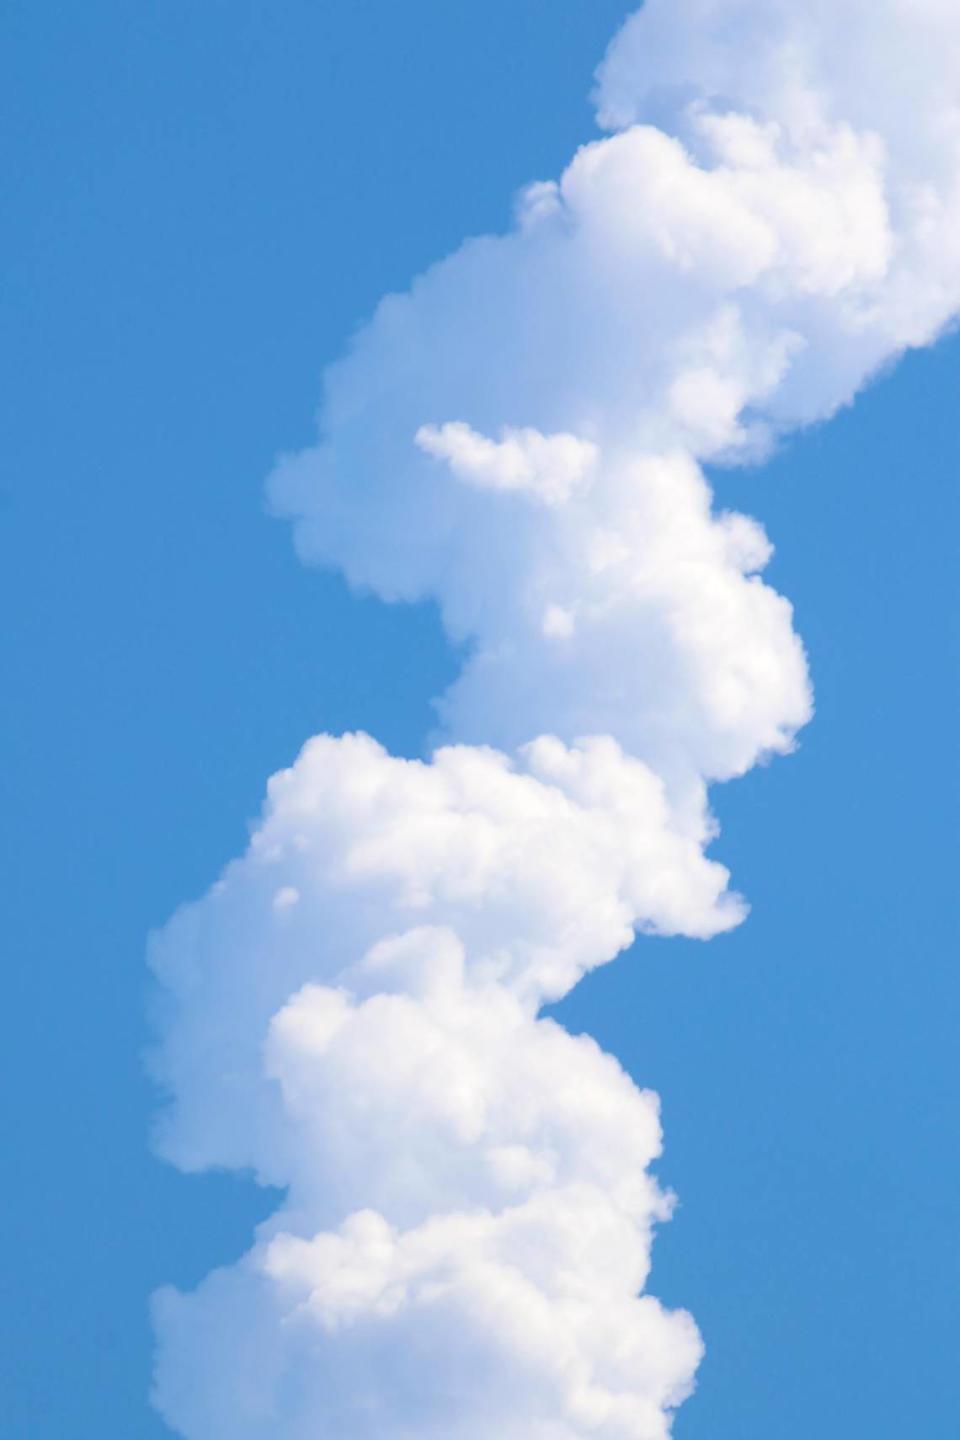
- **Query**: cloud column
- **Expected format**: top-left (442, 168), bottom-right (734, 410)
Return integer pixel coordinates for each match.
top-left (151, 3), bottom-right (960, 1436)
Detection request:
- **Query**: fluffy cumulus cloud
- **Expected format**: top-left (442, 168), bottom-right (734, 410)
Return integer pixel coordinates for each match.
top-left (155, 1191), bottom-right (702, 1440)
top-left (151, 745), bottom-right (710, 1437)
top-left (151, 3), bottom-right (960, 1436)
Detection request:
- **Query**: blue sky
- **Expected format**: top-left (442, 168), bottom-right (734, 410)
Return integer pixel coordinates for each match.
top-left (2, 2), bottom-right (957, 1436)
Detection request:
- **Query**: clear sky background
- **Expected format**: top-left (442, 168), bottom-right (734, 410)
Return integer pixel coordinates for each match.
top-left (1, 2), bottom-right (957, 1436)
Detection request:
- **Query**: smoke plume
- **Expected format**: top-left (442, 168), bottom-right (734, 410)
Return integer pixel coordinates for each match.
top-left (150, 3), bottom-right (960, 1435)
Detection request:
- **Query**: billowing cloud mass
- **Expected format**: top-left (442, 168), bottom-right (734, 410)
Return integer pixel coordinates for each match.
top-left (151, 3), bottom-right (960, 1437)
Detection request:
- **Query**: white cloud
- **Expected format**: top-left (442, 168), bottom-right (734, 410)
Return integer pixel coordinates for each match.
top-left (150, 739), bottom-right (717, 1436)
top-left (149, 733), bottom-right (740, 1187)
top-left (415, 422), bottom-right (598, 506)
top-left (268, 0), bottom-right (960, 781)
top-left (152, 2), bottom-right (960, 1435)
top-left (154, 1188), bottom-right (701, 1440)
